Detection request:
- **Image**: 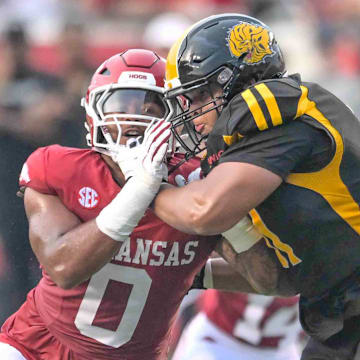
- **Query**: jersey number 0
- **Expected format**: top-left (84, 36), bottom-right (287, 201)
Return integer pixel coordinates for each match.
top-left (74, 263), bottom-right (152, 347)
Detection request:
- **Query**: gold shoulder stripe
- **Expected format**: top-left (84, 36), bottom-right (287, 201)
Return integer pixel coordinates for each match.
top-left (241, 89), bottom-right (268, 131)
top-left (286, 89), bottom-right (360, 235)
top-left (296, 85), bottom-right (314, 118)
top-left (249, 209), bottom-right (302, 268)
top-left (254, 83), bottom-right (282, 126)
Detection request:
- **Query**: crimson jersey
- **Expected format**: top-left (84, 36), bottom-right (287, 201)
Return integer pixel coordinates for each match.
top-left (199, 290), bottom-right (302, 349)
top-left (0, 145), bottom-right (217, 360)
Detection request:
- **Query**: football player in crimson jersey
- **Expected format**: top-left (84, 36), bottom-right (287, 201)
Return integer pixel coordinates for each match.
top-left (145, 13), bottom-right (360, 360)
top-left (172, 290), bottom-right (303, 360)
top-left (0, 49), bottom-right (232, 360)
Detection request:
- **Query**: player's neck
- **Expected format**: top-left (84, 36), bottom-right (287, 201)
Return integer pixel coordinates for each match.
top-left (101, 154), bottom-right (126, 187)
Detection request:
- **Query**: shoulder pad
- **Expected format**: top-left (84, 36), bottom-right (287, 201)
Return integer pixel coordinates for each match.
top-left (216, 75), bottom-right (304, 144)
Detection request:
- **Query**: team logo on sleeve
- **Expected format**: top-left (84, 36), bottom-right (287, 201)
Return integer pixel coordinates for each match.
top-left (78, 187), bottom-right (99, 209)
top-left (227, 22), bottom-right (274, 64)
top-left (19, 163), bottom-right (31, 183)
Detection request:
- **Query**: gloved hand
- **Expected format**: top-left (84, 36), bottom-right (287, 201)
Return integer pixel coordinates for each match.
top-left (111, 119), bottom-right (171, 188)
top-left (109, 138), bottom-right (142, 181)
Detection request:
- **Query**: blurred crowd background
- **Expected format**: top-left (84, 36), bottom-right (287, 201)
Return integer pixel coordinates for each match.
top-left (0, 0), bottom-right (359, 344)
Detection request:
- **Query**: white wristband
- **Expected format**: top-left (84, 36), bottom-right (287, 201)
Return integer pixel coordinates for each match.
top-left (96, 176), bottom-right (159, 241)
top-left (222, 216), bottom-right (262, 253)
top-left (203, 259), bottom-right (213, 289)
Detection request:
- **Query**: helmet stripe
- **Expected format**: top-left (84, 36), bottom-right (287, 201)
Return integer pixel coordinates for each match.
top-left (166, 29), bottom-right (191, 87)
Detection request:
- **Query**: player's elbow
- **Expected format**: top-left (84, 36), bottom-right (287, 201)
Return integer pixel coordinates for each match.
top-left (238, 242), bottom-right (298, 297)
top-left (250, 262), bottom-right (298, 297)
top-left (187, 195), bottom-right (219, 235)
top-left (44, 252), bottom-right (84, 289)
top-left (246, 267), bottom-right (280, 296)
top-left (48, 265), bottom-right (82, 289)
top-left (39, 247), bottom-right (84, 289)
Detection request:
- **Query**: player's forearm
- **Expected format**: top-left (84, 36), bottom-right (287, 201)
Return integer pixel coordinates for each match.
top-left (210, 258), bottom-right (261, 293)
top-left (153, 181), bottom-right (240, 235)
top-left (37, 221), bottom-right (121, 289)
top-left (153, 183), bottom-right (205, 234)
top-left (25, 190), bottom-right (120, 289)
top-left (153, 162), bottom-right (275, 235)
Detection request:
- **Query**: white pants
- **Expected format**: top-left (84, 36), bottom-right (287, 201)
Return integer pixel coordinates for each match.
top-left (172, 313), bottom-right (301, 360)
top-left (0, 343), bottom-right (27, 360)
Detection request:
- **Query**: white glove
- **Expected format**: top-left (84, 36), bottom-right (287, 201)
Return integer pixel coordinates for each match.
top-left (111, 119), bottom-right (171, 186)
top-left (109, 139), bottom-right (142, 181)
top-left (139, 119), bottom-right (170, 186)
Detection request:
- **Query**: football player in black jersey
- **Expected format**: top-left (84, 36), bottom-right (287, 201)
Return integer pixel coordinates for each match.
top-left (146, 13), bottom-right (360, 360)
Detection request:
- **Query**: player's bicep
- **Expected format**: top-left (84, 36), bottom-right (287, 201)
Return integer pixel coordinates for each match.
top-left (24, 187), bottom-right (81, 262)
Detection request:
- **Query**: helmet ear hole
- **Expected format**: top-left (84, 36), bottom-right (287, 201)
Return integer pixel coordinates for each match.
top-left (216, 68), bottom-right (233, 86)
top-left (99, 67), bottom-right (110, 76)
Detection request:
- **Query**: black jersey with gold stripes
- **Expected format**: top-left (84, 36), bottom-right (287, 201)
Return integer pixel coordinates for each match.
top-left (203, 73), bottom-right (360, 298)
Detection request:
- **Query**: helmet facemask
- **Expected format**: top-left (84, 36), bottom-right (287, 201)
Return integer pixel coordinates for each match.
top-left (83, 49), bottom-right (177, 159)
top-left (165, 66), bottom-right (238, 157)
top-left (83, 83), bottom-right (171, 157)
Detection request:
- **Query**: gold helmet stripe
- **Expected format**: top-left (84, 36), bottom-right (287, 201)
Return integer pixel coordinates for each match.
top-left (166, 29), bottom-right (190, 88)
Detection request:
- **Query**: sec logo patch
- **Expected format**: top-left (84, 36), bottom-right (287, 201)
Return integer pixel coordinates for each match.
top-left (78, 187), bottom-right (99, 209)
